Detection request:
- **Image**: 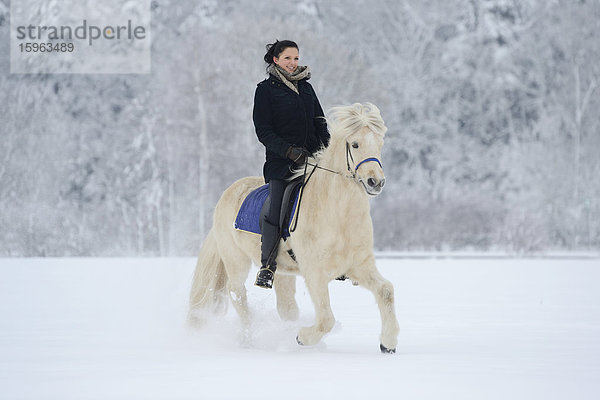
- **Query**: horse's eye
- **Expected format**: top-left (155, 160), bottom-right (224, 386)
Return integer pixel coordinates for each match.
top-left (352, 142), bottom-right (359, 149)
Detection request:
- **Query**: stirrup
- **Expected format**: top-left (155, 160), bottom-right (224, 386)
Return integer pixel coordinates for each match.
top-left (255, 267), bottom-right (275, 289)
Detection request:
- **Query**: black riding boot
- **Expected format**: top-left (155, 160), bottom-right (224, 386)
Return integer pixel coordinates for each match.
top-left (255, 218), bottom-right (281, 289)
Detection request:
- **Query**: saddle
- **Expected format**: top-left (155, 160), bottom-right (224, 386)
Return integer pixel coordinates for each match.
top-left (234, 176), bottom-right (303, 239)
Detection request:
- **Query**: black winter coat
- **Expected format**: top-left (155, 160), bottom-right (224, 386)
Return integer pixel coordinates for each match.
top-left (253, 74), bottom-right (330, 182)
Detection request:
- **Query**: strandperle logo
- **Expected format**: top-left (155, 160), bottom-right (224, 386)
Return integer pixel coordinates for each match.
top-left (10, 0), bottom-right (151, 74)
top-left (15, 19), bottom-right (147, 46)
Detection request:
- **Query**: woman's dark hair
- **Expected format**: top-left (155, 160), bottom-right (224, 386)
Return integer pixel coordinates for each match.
top-left (263, 40), bottom-right (298, 66)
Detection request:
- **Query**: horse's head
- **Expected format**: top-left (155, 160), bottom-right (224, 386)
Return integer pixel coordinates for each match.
top-left (327, 103), bottom-right (387, 196)
top-left (345, 127), bottom-right (386, 196)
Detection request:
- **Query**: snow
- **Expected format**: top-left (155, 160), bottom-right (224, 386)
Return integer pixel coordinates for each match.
top-left (1, 257), bottom-right (599, 399)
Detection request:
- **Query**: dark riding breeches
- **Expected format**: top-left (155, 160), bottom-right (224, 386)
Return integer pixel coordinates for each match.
top-left (261, 179), bottom-right (286, 268)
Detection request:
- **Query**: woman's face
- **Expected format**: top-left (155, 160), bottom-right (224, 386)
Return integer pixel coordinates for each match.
top-left (273, 47), bottom-right (299, 73)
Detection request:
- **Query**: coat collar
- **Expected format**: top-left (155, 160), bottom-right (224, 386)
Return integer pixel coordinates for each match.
top-left (267, 74), bottom-right (307, 94)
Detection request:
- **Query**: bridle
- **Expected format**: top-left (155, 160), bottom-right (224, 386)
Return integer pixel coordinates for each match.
top-left (302, 140), bottom-right (382, 182)
top-left (289, 140), bottom-right (383, 232)
top-left (344, 141), bottom-right (383, 181)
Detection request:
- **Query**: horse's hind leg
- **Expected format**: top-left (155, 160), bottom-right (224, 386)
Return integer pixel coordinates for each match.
top-left (274, 274), bottom-right (299, 321)
top-left (220, 249), bottom-right (252, 327)
top-left (296, 271), bottom-right (335, 346)
top-left (350, 263), bottom-right (399, 353)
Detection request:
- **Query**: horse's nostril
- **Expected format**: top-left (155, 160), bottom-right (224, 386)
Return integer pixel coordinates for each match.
top-left (380, 178), bottom-right (386, 188)
top-left (367, 178), bottom-right (377, 187)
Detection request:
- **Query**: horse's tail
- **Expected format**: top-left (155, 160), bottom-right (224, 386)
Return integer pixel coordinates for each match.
top-left (188, 227), bottom-right (228, 323)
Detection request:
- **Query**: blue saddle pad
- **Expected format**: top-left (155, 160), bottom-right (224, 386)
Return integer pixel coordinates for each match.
top-left (234, 184), bottom-right (299, 238)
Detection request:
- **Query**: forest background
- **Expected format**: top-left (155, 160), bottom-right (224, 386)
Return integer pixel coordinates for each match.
top-left (1, 0), bottom-right (598, 256)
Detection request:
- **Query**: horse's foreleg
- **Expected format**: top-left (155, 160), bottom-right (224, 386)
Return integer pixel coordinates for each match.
top-left (274, 274), bottom-right (299, 321)
top-left (297, 273), bottom-right (335, 346)
top-left (351, 265), bottom-right (399, 353)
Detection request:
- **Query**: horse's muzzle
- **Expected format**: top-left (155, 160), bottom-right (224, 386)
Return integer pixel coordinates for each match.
top-left (362, 177), bottom-right (386, 196)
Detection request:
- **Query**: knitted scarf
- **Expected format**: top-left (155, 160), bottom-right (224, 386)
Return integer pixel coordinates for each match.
top-left (268, 64), bottom-right (311, 94)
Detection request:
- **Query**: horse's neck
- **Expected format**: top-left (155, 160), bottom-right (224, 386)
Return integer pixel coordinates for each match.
top-left (307, 143), bottom-right (370, 218)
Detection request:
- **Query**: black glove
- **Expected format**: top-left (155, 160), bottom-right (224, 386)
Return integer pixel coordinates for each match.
top-left (285, 146), bottom-right (309, 166)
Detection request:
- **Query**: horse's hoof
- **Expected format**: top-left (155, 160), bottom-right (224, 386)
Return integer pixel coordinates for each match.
top-left (380, 344), bottom-right (396, 354)
top-left (296, 336), bottom-right (304, 346)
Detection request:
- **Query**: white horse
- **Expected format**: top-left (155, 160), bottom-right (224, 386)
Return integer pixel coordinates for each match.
top-left (189, 103), bottom-right (399, 353)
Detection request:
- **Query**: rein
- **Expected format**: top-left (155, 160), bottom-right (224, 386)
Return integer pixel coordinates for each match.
top-left (289, 142), bottom-right (382, 233)
top-left (289, 161), bottom-right (318, 233)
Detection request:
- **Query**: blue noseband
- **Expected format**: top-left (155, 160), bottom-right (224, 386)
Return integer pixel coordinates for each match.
top-left (354, 157), bottom-right (382, 172)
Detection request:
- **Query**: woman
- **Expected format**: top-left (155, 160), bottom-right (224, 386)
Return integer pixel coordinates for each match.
top-left (253, 39), bottom-right (330, 289)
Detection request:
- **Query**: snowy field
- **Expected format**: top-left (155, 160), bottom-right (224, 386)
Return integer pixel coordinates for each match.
top-left (1, 257), bottom-right (599, 400)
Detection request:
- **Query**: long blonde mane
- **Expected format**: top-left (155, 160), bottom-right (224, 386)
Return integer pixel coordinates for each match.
top-left (290, 102), bottom-right (387, 179)
top-left (327, 102), bottom-right (387, 140)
